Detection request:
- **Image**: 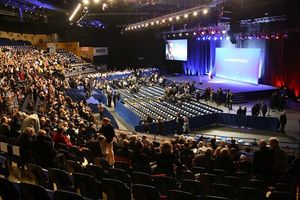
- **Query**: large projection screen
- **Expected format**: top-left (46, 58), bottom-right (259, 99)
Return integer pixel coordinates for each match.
top-left (215, 48), bottom-right (261, 84)
top-left (165, 39), bottom-right (188, 61)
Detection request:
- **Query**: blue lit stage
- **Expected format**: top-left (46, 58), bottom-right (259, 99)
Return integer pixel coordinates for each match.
top-left (166, 75), bottom-right (278, 103)
top-left (166, 75), bottom-right (277, 93)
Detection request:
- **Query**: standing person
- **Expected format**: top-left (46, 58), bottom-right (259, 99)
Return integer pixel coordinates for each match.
top-left (279, 112), bottom-right (287, 133)
top-left (210, 89), bottom-right (214, 102)
top-left (175, 112), bottom-right (183, 134)
top-left (98, 103), bottom-right (104, 120)
top-left (182, 116), bottom-right (189, 134)
top-left (157, 117), bottom-right (164, 135)
top-left (242, 107), bottom-right (247, 116)
top-left (262, 101), bottom-right (268, 117)
top-left (113, 90), bottom-right (118, 108)
top-left (107, 88), bottom-right (112, 108)
top-left (225, 90), bottom-right (230, 107)
top-left (195, 90), bottom-right (201, 102)
top-left (146, 114), bottom-right (153, 133)
top-left (99, 118), bottom-right (115, 165)
top-left (237, 106), bottom-right (243, 128)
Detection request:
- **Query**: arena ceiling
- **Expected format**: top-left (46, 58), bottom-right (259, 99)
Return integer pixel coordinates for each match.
top-left (0, 0), bottom-right (297, 30)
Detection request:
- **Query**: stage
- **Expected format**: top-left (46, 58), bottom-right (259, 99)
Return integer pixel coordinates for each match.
top-left (166, 75), bottom-right (278, 103)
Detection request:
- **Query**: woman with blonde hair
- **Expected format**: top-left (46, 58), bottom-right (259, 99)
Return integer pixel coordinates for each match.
top-left (155, 141), bottom-right (179, 176)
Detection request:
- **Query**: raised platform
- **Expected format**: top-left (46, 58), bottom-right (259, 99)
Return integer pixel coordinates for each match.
top-left (166, 75), bottom-right (278, 103)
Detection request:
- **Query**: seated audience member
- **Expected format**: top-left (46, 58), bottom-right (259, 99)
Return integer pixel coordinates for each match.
top-left (253, 139), bottom-right (274, 179)
top-left (269, 137), bottom-right (288, 181)
top-left (16, 127), bottom-right (36, 164)
top-left (33, 129), bottom-right (57, 168)
top-left (132, 141), bottom-right (150, 169)
top-left (16, 127), bottom-right (35, 150)
top-left (193, 148), bottom-right (215, 172)
top-left (180, 142), bottom-right (194, 168)
top-left (215, 148), bottom-right (237, 174)
top-left (21, 113), bottom-right (40, 134)
top-left (10, 112), bottom-right (23, 138)
top-left (115, 139), bottom-right (134, 164)
top-left (0, 116), bottom-right (10, 139)
top-left (52, 127), bottom-right (73, 147)
top-left (155, 141), bottom-right (180, 176)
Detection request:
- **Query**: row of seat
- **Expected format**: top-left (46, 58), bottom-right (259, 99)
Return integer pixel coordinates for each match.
top-left (119, 82), bottom-right (223, 122)
top-left (22, 163), bottom-right (297, 200)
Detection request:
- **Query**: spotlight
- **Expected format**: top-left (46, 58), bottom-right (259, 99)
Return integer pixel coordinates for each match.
top-left (179, 33), bottom-right (182, 37)
top-left (222, 30), bottom-right (226, 34)
top-left (151, 22), bottom-right (154, 25)
top-left (173, 34), bottom-right (176, 37)
top-left (211, 31), bottom-right (215, 34)
top-left (145, 23), bottom-right (149, 27)
top-left (193, 11), bottom-right (198, 16)
top-left (176, 16), bottom-right (180, 20)
top-left (202, 9), bottom-right (208, 15)
top-left (162, 19), bottom-right (166, 23)
top-left (69, 3), bottom-right (82, 21)
top-left (184, 14), bottom-right (188, 18)
top-left (156, 20), bottom-right (159, 24)
top-left (186, 33), bottom-right (189, 36)
top-left (201, 31), bottom-right (205, 35)
top-left (226, 36), bottom-right (230, 40)
top-left (193, 32), bottom-right (196, 36)
top-left (93, 0), bottom-right (100, 3)
top-left (82, 0), bottom-right (89, 5)
top-left (137, 25), bottom-right (141, 28)
top-left (168, 17), bottom-right (173, 22)
top-left (141, 24), bottom-right (144, 27)
top-left (134, 26), bottom-right (137, 29)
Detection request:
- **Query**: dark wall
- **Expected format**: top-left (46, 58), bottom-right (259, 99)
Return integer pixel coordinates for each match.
top-left (108, 29), bottom-right (165, 69)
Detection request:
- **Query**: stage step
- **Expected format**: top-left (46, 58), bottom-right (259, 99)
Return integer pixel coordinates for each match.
top-left (233, 93), bottom-right (248, 104)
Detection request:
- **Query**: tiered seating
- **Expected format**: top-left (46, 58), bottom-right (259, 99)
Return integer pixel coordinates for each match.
top-left (65, 63), bottom-right (97, 77)
top-left (119, 83), bottom-right (223, 122)
top-left (57, 49), bottom-right (83, 64)
top-left (0, 38), bottom-right (32, 46)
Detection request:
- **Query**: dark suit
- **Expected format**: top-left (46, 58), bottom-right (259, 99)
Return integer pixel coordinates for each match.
top-left (253, 147), bottom-right (274, 176)
top-left (99, 124), bottom-right (115, 143)
top-left (33, 136), bottom-right (57, 168)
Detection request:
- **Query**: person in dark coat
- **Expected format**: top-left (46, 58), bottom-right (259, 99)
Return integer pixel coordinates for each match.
top-left (157, 117), bottom-right (164, 135)
top-left (155, 141), bottom-right (180, 176)
top-left (215, 148), bottom-right (236, 174)
top-left (99, 118), bottom-right (115, 164)
top-left (0, 116), bottom-right (10, 139)
top-left (193, 148), bottom-right (215, 173)
top-left (279, 112), bottom-right (287, 133)
top-left (132, 141), bottom-right (150, 169)
top-left (262, 102), bottom-right (268, 117)
top-left (253, 139), bottom-right (274, 183)
top-left (175, 112), bottom-right (183, 134)
top-left (33, 129), bottom-right (57, 168)
top-left (10, 112), bottom-right (23, 138)
top-left (15, 127), bottom-right (36, 164)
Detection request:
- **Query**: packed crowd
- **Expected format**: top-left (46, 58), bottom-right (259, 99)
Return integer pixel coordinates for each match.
top-left (0, 46), bottom-right (297, 200)
top-left (0, 46), bottom-right (102, 163)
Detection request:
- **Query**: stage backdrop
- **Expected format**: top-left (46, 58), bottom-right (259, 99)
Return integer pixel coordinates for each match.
top-left (183, 35), bottom-right (300, 97)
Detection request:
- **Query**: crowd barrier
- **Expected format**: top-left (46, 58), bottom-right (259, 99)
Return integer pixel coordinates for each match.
top-left (115, 101), bottom-right (141, 127)
top-left (133, 112), bottom-right (279, 135)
